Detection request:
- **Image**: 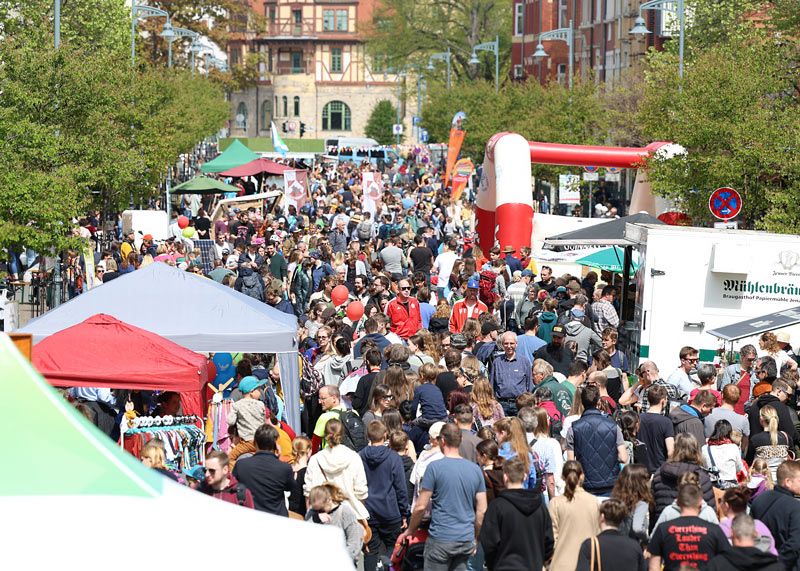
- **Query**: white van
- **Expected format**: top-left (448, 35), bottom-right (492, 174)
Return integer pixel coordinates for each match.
top-left (324, 137), bottom-right (380, 149)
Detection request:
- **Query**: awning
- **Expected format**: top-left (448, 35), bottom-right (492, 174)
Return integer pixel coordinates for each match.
top-left (200, 139), bottom-right (260, 173)
top-left (170, 176), bottom-right (240, 195)
top-left (544, 212), bottom-right (663, 249)
top-left (576, 246), bottom-right (639, 275)
top-left (218, 158), bottom-right (295, 177)
top-left (706, 307), bottom-right (800, 341)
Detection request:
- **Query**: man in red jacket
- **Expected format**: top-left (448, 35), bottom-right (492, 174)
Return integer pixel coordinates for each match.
top-left (199, 450), bottom-right (254, 508)
top-left (385, 278), bottom-right (422, 340)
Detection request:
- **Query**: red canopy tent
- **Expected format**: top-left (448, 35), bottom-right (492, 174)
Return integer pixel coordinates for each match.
top-left (32, 314), bottom-right (208, 417)
top-left (218, 157), bottom-right (296, 177)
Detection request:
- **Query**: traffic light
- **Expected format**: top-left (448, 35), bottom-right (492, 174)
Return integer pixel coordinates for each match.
top-left (299, 122), bottom-right (306, 138)
top-left (282, 121), bottom-right (288, 133)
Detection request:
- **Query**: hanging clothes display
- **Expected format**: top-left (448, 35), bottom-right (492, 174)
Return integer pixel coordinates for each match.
top-left (123, 418), bottom-right (205, 470)
top-left (206, 399), bottom-right (233, 452)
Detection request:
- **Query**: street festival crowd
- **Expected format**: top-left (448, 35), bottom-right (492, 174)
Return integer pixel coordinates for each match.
top-left (58, 155), bottom-right (800, 571)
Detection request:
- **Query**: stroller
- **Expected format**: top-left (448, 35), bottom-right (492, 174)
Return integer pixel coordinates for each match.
top-left (390, 528), bottom-right (429, 571)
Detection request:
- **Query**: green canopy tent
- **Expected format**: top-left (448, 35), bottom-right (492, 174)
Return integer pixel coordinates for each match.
top-left (576, 246), bottom-right (639, 275)
top-left (0, 334), bottom-right (352, 567)
top-left (200, 139), bottom-right (260, 174)
top-left (170, 176), bottom-right (241, 195)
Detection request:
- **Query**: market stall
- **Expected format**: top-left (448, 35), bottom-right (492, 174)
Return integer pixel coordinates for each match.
top-left (20, 263), bottom-right (302, 430)
top-left (200, 139), bottom-right (260, 173)
top-left (0, 334), bottom-right (352, 569)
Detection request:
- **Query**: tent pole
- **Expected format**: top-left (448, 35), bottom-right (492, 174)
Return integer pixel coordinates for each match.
top-left (621, 245), bottom-right (633, 323)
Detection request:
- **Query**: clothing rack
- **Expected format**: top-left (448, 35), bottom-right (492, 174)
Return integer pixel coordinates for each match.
top-left (205, 400), bottom-right (234, 453)
top-left (124, 419), bottom-right (205, 470)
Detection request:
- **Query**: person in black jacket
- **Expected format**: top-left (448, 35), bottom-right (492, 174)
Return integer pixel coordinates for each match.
top-left (751, 460), bottom-right (800, 570)
top-left (480, 457), bottom-right (554, 571)
top-left (232, 424), bottom-right (294, 516)
top-left (747, 380), bottom-right (798, 447)
top-left (359, 420), bottom-right (409, 571)
top-left (708, 513), bottom-right (782, 571)
top-left (576, 498), bottom-right (645, 571)
top-left (651, 433), bottom-right (716, 524)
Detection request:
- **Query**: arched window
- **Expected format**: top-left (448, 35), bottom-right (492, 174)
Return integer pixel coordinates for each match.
top-left (235, 102), bottom-right (248, 129)
top-left (274, 96), bottom-right (278, 116)
top-left (293, 96), bottom-right (300, 117)
top-left (260, 100), bottom-right (272, 130)
top-left (282, 96), bottom-right (288, 117)
top-left (321, 100), bottom-right (351, 131)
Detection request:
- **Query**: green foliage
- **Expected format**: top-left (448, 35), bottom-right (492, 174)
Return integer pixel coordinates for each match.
top-left (422, 80), bottom-right (607, 180)
top-left (365, 0), bottom-right (511, 82)
top-left (0, 21), bottom-right (227, 256)
top-left (637, 38), bottom-right (800, 231)
top-left (365, 100), bottom-right (400, 145)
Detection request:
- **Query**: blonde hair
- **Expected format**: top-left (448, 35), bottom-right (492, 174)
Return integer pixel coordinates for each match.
top-left (494, 417), bottom-right (530, 475)
top-left (760, 332), bottom-right (781, 354)
top-left (141, 441), bottom-right (166, 469)
top-left (760, 405), bottom-right (780, 446)
top-left (470, 377), bottom-right (498, 419)
top-left (291, 436), bottom-right (311, 464)
top-left (308, 482), bottom-right (347, 508)
top-left (750, 458), bottom-right (775, 490)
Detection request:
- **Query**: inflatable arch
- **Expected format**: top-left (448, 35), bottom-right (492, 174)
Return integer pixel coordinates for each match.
top-left (475, 133), bottom-right (676, 254)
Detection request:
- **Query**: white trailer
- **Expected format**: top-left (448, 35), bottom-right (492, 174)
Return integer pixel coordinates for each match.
top-left (624, 223), bottom-right (800, 372)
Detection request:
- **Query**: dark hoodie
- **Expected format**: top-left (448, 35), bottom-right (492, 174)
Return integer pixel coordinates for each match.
top-left (747, 393), bottom-right (798, 447)
top-left (708, 546), bottom-right (783, 571)
top-left (669, 404), bottom-right (707, 448)
top-left (359, 445), bottom-right (408, 524)
top-left (651, 461), bottom-right (715, 523)
top-left (480, 488), bottom-right (554, 571)
top-left (536, 311), bottom-right (558, 343)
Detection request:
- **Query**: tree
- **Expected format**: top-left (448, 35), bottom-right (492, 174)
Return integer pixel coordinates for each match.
top-left (365, 0), bottom-right (511, 82)
top-left (365, 100), bottom-right (400, 145)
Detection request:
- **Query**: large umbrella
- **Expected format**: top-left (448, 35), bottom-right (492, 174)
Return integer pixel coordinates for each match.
top-left (0, 334), bottom-right (352, 568)
top-left (170, 176), bottom-right (240, 195)
top-left (218, 157), bottom-right (295, 177)
top-left (200, 139), bottom-right (260, 174)
top-left (576, 246), bottom-right (639, 275)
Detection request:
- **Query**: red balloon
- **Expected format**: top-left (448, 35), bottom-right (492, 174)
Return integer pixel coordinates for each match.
top-left (177, 215), bottom-right (189, 229)
top-left (331, 285), bottom-right (349, 306)
top-left (346, 301), bottom-right (364, 322)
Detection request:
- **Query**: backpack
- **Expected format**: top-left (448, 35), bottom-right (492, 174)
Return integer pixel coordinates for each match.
top-left (525, 438), bottom-right (547, 494)
top-left (240, 273), bottom-right (263, 301)
top-left (335, 409), bottom-right (367, 451)
top-left (478, 270), bottom-right (499, 307)
top-left (235, 483), bottom-right (248, 506)
top-left (357, 221), bottom-right (372, 241)
top-left (548, 412), bottom-right (563, 440)
top-left (300, 354), bottom-right (324, 399)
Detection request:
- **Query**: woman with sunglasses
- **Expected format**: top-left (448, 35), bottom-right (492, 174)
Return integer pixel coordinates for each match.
top-left (362, 384), bottom-right (394, 425)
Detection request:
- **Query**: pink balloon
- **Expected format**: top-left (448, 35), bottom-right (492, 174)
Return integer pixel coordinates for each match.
top-left (177, 215), bottom-right (189, 229)
top-left (346, 301), bottom-right (364, 322)
top-left (331, 285), bottom-right (349, 307)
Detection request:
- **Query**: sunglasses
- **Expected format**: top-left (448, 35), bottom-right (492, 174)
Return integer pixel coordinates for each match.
top-left (399, 286), bottom-right (411, 291)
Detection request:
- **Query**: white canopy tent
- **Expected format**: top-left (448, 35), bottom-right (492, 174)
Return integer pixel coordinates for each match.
top-left (20, 263), bottom-right (302, 430)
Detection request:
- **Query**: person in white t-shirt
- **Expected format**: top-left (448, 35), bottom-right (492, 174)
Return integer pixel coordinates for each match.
top-left (432, 237), bottom-right (459, 294)
top-left (667, 345), bottom-right (698, 401)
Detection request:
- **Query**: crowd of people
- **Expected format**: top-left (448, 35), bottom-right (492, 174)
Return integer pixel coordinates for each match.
top-left (60, 156), bottom-right (800, 571)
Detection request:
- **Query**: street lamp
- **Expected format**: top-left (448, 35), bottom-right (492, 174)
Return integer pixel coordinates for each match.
top-left (131, 2), bottom-right (170, 66)
top-left (427, 48), bottom-right (452, 89)
top-left (630, 0), bottom-right (686, 79)
top-left (532, 19), bottom-right (575, 90)
top-left (160, 18), bottom-right (178, 68)
top-left (469, 36), bottom-right (500, 93)
top-left (170, 26), bottom-right (200, 71)
top-left (190, 41), bottom-right (205, 77)
top-left (55, 0), bottom-right (61, 49)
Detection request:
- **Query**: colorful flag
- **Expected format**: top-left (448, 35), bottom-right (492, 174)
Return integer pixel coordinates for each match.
top-left (450, 158), bottom-right (475, 201)
top-left (444, 111), bottom-right (467, 187)
top-left (361, 171), bottom-right (383, 218)
top-left (270, 121), bottom-right (289, 157)
top-left (283, 170), bottom-right (308, 210)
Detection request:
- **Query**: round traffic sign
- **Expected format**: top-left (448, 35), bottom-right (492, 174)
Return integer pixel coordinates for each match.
top-left (584, 166), bottom-right (599, 173)
top-left (708, 187), bottom-right (742, 221)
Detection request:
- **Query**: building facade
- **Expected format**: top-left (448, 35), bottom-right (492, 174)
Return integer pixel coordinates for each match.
top-left (227, 0), bottom-right (401, 140)
top-left (511, 0), bottom-right (671, 88)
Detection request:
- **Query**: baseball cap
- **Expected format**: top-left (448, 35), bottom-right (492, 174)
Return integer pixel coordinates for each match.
top-left (182, 465), bottom-right (206, 481)
top-left (556, 286), bottom-right (567, 293)
top-left (551, 325), bottom-right (566, 337)
top-left (143, 234), bottom-right (153, 241)
top-left (239, 375), bottom-right (267, 394)
top-left (776, 331), bottom-right (791, 344)
top-left (467, 277), bottom-right (480, 289)
top-left (451, 334), bottom-right (467, 350)
top-left (521, 269), bottom-right (534, 278)
top-left (429, 421), bottom-right (446, 439)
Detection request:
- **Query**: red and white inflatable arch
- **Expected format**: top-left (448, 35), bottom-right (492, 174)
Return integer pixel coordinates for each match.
top-left (475, 133), bottom-right (676, 254)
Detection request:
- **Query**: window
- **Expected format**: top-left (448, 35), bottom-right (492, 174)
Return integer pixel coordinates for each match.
top-left (261, 100), bottom-right (272, 129)
top-left (336, 10), bottom-right (348, 31)
top-left (291, 51), bottom-right (302, 72)
top-left (268, 7), bottom-right (276, 23)
top-left (235, 102), bottom-right (248, 129)
top-left (514, 3), bottom-right (524, 36)
top-left (581, 0), bottom-right (591, 25)
top-left (322, 100), bottom-right (351, 131)
top-left (323, 10), bottom-right (334, 31)
top-left (558, 0), bottom-right (568, 28)
top-left (293, 9), bottom-right (302, 23)
top-left (556, 63), bottom-right (567, 85)
top-left (230, 46), bottom-right (241, 66)
top-left (331, 48), bottom-right (342, 72)
top-left (274, 96), bottom-right (278, 115)
top-left (282, 96), bottom-right (288, 116)
top-left (293, 96), bottom-right (300, 116)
